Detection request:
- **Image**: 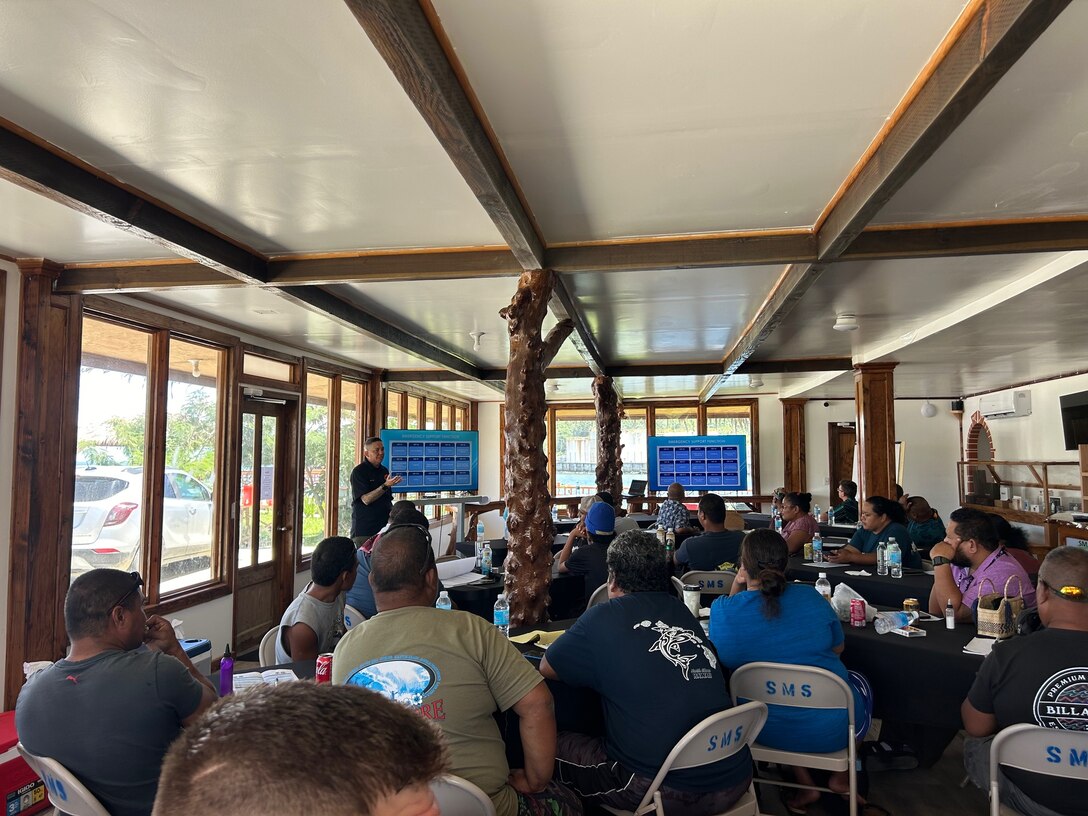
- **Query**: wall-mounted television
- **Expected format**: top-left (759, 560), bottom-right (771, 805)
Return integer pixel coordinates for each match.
top-left (1060, 390), bottom-right (1088, 451)
top-left (647, 435), bottom-right (748, 492)
top-left (379, 429), bottom-right (479, 493)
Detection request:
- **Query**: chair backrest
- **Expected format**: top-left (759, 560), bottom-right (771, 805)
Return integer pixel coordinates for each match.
top-left (680, 570), bottom-right (736, 595)
top-left (587, 582), bottom-right (610, 608)
top-left (430, 774), bottom-right (496, 816)
top-left (344, 604), bottom-right (366, 629)
top-left (17, 744), bottom-right (110, 816)
top-left (259, 626), bottom-right (279, 667)
top-left (729, 662), bottom-right (854, 725)
top-left (989, 724), bottom-right (1088, 816)
top-left (670, 575), bottom-right (685, 595)
top-left (634, 702), bottom-right (767, 814)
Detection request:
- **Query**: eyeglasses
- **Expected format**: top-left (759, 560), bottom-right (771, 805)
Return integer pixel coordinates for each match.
top-left (385, 524), bottom-right (435, 574)
top-left (109, 572), bottom-right (144, 611)
top-left (1040, 578), bottom-right (1087, 601)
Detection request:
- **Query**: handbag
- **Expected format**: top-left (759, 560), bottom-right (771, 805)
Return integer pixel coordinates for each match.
top-left (975, 575), bottom-right (1025, 639)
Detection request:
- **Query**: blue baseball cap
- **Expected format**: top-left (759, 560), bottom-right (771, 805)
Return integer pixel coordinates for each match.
top-left (585, 502), bottom-right (615, 535)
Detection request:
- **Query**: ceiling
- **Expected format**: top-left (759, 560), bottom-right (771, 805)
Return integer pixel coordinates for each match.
top-left (1, 0), bottom-right (1085, 405)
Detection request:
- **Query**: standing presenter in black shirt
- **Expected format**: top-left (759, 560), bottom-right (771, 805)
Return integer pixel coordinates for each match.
top-left (350, 437), bottom-right (402, 543)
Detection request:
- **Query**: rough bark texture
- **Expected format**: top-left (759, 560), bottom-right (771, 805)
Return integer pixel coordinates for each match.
top-left (593, 375), bottom-right (624, 499)
top-left (500, 269), bottom-right (573, 626)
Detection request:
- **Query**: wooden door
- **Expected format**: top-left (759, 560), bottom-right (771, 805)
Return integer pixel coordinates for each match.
top-left (234, 398), bottom-right (298, 653)
top-left (828, 422), bottom-right (856, 493)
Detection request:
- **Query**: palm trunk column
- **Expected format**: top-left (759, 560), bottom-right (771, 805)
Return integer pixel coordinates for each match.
top-left (593, 375), bottom-right (623, 500)
top-left (500, 269), bottom-right (573, 626)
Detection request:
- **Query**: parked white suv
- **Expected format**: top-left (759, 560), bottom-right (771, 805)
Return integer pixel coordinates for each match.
top-left (71, 466), bottom-right (214, 576)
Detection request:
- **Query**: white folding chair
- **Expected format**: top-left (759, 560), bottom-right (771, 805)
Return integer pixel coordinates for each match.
top-left (670, 575), bottom-right (686, 595)
top-left (17, 744), bottom-right (110, 816)
top-left (586, 582), bottom-right (610, 608)
top-left (259, 626), bottom-right (279, 667)
top-left (681, 570), bottom-right (736, 595)
top-left (988, 723), bottom-right (1088, 816)
top-left (344, 604), bottom-right (366, 629)
top-left (430, 774), bottom-right (496, 816)
top-left (601, 701), bottom-right (768, 816)
top-left (729, 662), bottom-right (858, 816)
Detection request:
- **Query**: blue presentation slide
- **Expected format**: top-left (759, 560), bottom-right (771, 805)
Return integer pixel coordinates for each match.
top-left (647, 435), bottom-right (748, 492)
top-left (380, 429), bottom-right (479, 493)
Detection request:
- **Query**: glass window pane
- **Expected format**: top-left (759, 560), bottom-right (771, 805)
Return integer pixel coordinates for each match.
top-left (554, 407), bottom-right (597, 497)
top-left (303, 374), bottom-right (331, 555)
top-left (621, 408), bottom-right (649, 488)
top-left (338, 381), bottom-right (362, 537)
top-left (238, 413), bottom-right (255, 568)
top-left (706, 404), bottom-right (754, 494)
top-left (441, 403), bottom-right (453, 430)
top-left (162, 338), bottom-right (222, 592)
top-left (654, 407), bottom-right (697, 436)
top-left (407, 396), bottom-right (421, 430)
top-left (243, 354), bottom-right (294, 382)
top-left (72, 318), bottom-right (151, 582)
top-left (258, 415), bottom-right (278, 564)
top-left (455, 407), bottom-right (465, 431)
top-left (425, 401), bottom-right (437, 430)
top-left (386, 390), bottom-right (401, 429)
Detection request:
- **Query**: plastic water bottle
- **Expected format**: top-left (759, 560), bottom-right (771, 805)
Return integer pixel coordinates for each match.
top-left (665, 528), bottom-right (676, 558)
top-left (876, 540), bottom-right (889, 576)
top-left (774, 515), bottom-right (783, 534)
top-left (815, 572), bottom-right (832, 602)
top-left (477, 521), bottom-right (486, 541)
top-left (874, 610), bottom-right (919, 634)
top-left (813, 504), bottom-right (821, 520)
top-left (436, 590), bottom-right (452, 611)
top-left (218, 644), bottom-right (234, 697)
top-left (888, 538), bottom-right (903, 579)
top-left (828, 506), bottom-right (836, 525)
top-left (811, 533), bottom-right (823, 564)
top-left (493, 593), bottom-right (510, 637)
top-left (551, 504), bottom-right (559, 523)
top-left (481, 542), bottom-right (493, 577)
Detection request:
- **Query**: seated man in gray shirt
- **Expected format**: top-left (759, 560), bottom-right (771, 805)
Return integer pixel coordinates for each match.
top-left (275, 535), bottom-right (358, 663)
top-left (674, 493), bottom-right (745, 574)
top-left (16, 569), bottom-right (216, 816)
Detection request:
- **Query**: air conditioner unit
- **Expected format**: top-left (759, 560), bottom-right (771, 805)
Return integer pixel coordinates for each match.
top-left (979, 390), bottom-right (1032, 419)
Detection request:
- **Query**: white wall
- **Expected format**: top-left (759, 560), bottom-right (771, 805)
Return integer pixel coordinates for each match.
top-left (0, 262), bottom-right (20, 693)
top-left (476, 402), bottom-right (504, 538)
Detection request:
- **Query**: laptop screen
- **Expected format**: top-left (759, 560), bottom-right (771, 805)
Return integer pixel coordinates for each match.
top-left (627, 479), bottom-right (647, 496)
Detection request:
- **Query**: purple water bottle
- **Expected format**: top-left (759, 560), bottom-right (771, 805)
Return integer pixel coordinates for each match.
top-left (219, 644), bottom-right (234, 696)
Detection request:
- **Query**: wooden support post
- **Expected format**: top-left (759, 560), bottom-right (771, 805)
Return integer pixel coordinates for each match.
top-left (781, 398), bottom-right (807, 494)
top-left (500, 270), bottom-right (573, 626)
top-left (366, 368), bottom-right (384, 439)
top-left (6, 261), bottom-right (82, 708)
top-left (854, 363), bottom-right (898, 501)
top-left (593, 376), bottom-right (623, 500)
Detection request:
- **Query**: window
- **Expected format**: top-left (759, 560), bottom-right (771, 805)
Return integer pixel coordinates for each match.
top-left (163, 339), bottom-right (223, 591)
top-left (387, 389), bottom-right (402, 429)
top-left (407, 395), bottom-right (421, 430)
top-left (303, 374), bottom-right (331, 555)
top-left (654, 406), bottom-right (697, 436)
top-left (425, 400), bottom-right (438, 430)
top-left (455, 407), bottom-right (466, 431)
top-left (441, 403), bottom-right (453, 430)
top-left (554, 406), bottom-right (597, 496)
top-left (706, 403), bottom-right (755, 494)
top-left (621, 408), bottom-right (648, 488)
top-left (243, 354), bottom-right (295, 382)
top-left (338, 380), bottom-right (363, 537)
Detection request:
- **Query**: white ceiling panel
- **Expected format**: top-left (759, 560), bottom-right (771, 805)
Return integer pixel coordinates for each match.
top-left (431, 0), bottom-right (969, 242)
top-left (401, 379), bottom-right (502, 403)
top-left (0, 0), bottom-right (504, 255)
top-left (137, 287), bottom-right (443, 370)
top-left (753, 252), bottom-right (1066, 361)
top-left (332, 279), bottom-right (585, 367)
top-left (564, 265), bottom-right (780, 363)
top-left (874, 1), bottom-right (1088, 224)
top-left (0, 179), bottom-right (179, 263)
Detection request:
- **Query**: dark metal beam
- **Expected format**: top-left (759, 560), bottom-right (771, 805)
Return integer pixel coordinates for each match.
top-left (266, 249), bottom-right (522, 286)
top-left (549, 276), bottom-right (606, 377)
top-left (841, 219), bottom-right (1088, 262)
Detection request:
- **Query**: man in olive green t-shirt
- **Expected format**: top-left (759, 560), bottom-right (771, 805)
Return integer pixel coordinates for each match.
top-left (333, 526), bottom-right (581, 816)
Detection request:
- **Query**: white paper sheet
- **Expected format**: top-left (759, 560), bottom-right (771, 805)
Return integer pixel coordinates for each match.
top-left (963, 637), bottom-right (995, 656)
top-left (437, 556), bottom-right (476, 581)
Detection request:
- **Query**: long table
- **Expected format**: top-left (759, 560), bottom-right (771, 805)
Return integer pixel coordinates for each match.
top-left (446, 560), bottom-right (586, 621)
top-left (454, 534), bottom-right (567, 568)
top-left (554, 513), bottom-right (661, 533)
top-left (786, 556), bottom-right (935, 608)
top-left (744, 512), bottom-right (857, 539)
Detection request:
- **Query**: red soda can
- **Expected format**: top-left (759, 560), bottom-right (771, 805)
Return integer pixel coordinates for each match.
top-left (850, 599), bottom-right (866, 628)
top-left (315, 653), bottom-right (333, 684)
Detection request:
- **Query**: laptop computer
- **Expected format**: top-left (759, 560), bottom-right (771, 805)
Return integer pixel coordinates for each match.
top-left (623, 479), bottom-right (647, 499)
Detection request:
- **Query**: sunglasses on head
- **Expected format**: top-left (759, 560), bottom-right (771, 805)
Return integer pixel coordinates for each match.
top-left (385, 524), bottom-right (435, 574)
top-left (1040, 578), bottom-right (1086, 601)
top-left (109, 572), bottom-right (144, 611)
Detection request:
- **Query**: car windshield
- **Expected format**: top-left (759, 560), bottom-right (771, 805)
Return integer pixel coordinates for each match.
top-left (74, 476), bottom-right (130, 502)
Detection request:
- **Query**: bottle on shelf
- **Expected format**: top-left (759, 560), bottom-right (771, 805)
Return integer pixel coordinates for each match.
top-left (874, 610), bottom-right (920, 634)
top-left (481, 542), bottom-right (493, 577)
top-left (493, 593), bottom-right (510, 637)
top-left (888, 537), bottom-right (903, 579)
top-left (815, 572), bottom-right (832, 602)
top-left (945, 598), bottom-right (956, 630)
top-left (876, 540), bottom-right (889, 576)
top-left (218, 644), bottom-right (234, 697)
top-left (811, 533), bottom-right (824, 564)
top-left (436, 590), bottom-right (452, 610)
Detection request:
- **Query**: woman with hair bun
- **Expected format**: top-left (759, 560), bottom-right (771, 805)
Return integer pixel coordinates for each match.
top-left (709, 529), bottom-right (863, 812)
top-left (779, 491), bottom-right (819, 555)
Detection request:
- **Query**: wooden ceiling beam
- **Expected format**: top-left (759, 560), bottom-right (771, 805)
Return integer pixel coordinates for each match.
top-left (841, 219), bottom-right (1088, 262)
top-left (55, 262), bottom-right (244, 294)
top-left (702, 0), bottom-right (1073, 402)
top-left (266, 249), bottom-right (522, 286)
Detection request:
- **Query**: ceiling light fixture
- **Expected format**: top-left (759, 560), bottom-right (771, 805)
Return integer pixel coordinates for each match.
top-left (748, 375), bottom-right (764, 389)
top-left (469, 330), bottom-right (485, 351)
top-left (189, 359), bottom-right (201, 378)
top-left (920, 399), bottom-right (938, 418)
top-left (833, 313), bottom-right (859, 332)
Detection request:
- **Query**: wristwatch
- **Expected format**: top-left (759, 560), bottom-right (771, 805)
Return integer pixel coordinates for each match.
top-left (931, 556), bottom-right (952, 567)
